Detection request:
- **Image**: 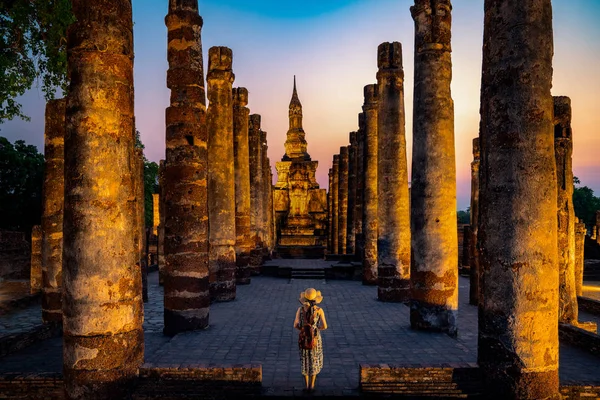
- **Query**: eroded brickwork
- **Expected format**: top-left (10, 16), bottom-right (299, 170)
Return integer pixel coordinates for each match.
top-left (207, 46), bottom-right (236, 302)
top-left (63, 1), bottom-right (143, 397)
top-left (478, 0), bottom-right (559, 398)
top-left (41, 99), bottom-right (65, 322)
top-left (554, 95), bottom-right (578, 324)
top-left (163, 0), bottom-right (210, 333)
top-left (362, 84), bottom-right (378, 285)
top-left (376, 42), bottom-right (411, 302)
top-left (409, 0), bottom-right (458, 334)
top-left (233, 88), bottom-right (252, 284)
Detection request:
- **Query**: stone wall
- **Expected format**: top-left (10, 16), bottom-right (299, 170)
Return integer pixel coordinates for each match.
top-left (0, 230), bottom-right (30, 280)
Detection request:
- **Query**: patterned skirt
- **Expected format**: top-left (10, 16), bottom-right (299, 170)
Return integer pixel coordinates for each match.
top-left (299, 331), bottom-right (323, 376)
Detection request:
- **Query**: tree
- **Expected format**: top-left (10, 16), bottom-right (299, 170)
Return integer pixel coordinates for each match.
top-left (1, 0), bottom-right (74, 122)
top-left (457, 208), bottom-right (470, 224)
top-left (0, 136), bottom-right (44, 233)
top-left (134, 130), bottom-right (159, 227)
top-left (573, 176), bottom-right (600, 230)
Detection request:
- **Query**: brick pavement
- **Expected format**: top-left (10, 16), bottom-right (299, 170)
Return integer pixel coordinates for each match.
top-left (1, 266), bottom-right (599, 394)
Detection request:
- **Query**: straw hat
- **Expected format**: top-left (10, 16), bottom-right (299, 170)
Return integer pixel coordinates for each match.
top-left (299, 288), bottom-right (323, 304)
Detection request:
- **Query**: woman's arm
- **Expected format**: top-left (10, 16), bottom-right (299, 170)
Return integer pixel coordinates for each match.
top-left (293, 307), bottom-right (301, 330)
top-left (318, 309), bottom-right (328, 331)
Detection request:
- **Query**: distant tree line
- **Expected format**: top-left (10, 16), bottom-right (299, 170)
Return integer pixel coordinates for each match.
top-left (0, 135), bottom-right (158, 236)
top-left (456, 176), bottom-right (600, 231)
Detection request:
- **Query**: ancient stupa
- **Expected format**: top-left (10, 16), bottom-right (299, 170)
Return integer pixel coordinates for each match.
top-left (273, 77), bottom-right (328, 258)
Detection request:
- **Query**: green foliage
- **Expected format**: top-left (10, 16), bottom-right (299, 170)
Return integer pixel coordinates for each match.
top-left (573, 176), bottom-right (600, 230)
top-left (0, 136), bottom-right (44, 233)
top-left (1, 0), bottom-right (74, 122)
top-left (457, 208), bottom-right (470, 225)
top-left (135, 130), bottom-right (158, 227)
top-left (144, 160), bottom-right (159, 228)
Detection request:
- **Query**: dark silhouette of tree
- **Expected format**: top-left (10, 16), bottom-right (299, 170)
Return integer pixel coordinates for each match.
top-left (573, 176), bottom-right (600, 230)
top-left (1, 0), bottom-right (74, 122)
top-left (0, 136), bottom-right (44, 233)
top-left (134, 130), bottom-right (159, 227)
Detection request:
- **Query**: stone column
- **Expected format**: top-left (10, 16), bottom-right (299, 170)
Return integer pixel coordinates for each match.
top-left (362, 84), bottom-right (378, 285)
top-left (410, 1), bottom-right (458, 334)
top-left (163, 0), bottom-right (210, 334)
top-left (347, 132), bottom-right (357, 254)
top-left (596, 211), bottom-right (600, 245)
top-left (261, 133), bottom-right (271, 253)
top-left (478, 0), bottom-right (559, 398)
top-left (554, 95), bottom-right (578, 323)
top-left (355, 115), bottom-right (366, 260)
top-left (41, 98), bottom-right (65, 323)
top-left (207, 46), bottom-right (236, 302)
top-left (331, 155), bottom-right (340, 254)
top-left (469, 137), bottom-right (480, 305)
top-left (233, 87), bottom-right (252, 285)
top-left (376, 42), bottom-right (411, 302)
top-left (158, 160), bottom-right (166, 285)
top-left (30, 225), bottom-right (42, 294)
top-left (337, 146), bottom-right (349, 255)
top-left (266, 159), bottom-right (274, 252)
top-left (249, 114), bottom-right (264, 252)
top-left (63, 1), bottom-right (143, 397)
top-left (135, 148), bottom-right (147, 303)
top-left (328, 169), bottom-right (334, 253)
top-left (575, 218), bottom-right (586, 297)
top-left (152, 193), bottom-right (160, 236)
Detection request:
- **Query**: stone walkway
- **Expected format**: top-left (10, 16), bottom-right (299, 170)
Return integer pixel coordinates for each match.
top-left (1, 266), bottom-right (600, 394)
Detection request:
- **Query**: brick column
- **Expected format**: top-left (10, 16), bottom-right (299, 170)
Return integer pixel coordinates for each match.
top-left (469, 137), bottom-right (480, 305)
top-left (575, 218), bottom-right (586, 297)
top-left (249, 115), bottom-right (264, 252)
top-left (410, 1), bottom-right (458, 334)
top-left (362, 84), bottom-right (378, 285)
top-left (207, 46), bottom-right (236, 302)
top-left (347, 132), bottom-right (357, 254)
top-left (164, 0), bottom-right (210, 333)
top-left (233, 88), bottom-right (252, 285)
top-left (376, 42), bottom-right (411, 302)
top-left (157, 159), bottom-right (166, 285)
top-left (354, 114), bottom-right (366, 260)
top-left (554, 95), bottom-right (578, 324)
top-left (41, 98), bottom-right (65, 322)
top-left (331, 155), bottom-right (340, 254)
top-left (63, 1), bottom-right (143, 397)
top-left (30, 225), bottom-right (42, 294)
top-left (337, 146), bottom-right (349, 255)
top-left (478, 0), bottom-right (559, 398)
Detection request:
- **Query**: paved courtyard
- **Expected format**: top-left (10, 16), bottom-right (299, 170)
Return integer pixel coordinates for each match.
top-left (1, 266), bottom-right (600, 394)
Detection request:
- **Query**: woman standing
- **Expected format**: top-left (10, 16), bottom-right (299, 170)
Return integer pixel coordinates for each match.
top-left (294, 287), bottom-right (328, 391)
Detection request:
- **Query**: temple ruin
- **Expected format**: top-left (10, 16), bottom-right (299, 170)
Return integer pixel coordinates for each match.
top-left (2, 1), bottom-right (600, 399)
top-left (273, 78), bottom-right (328, 258)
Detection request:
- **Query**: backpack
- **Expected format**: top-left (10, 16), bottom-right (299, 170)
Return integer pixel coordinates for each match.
top-left (298, 306), bottom-right (318, 350)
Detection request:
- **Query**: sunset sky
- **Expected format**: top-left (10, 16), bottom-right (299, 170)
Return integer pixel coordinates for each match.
top-left (2, 0), bottom-right (599, 210)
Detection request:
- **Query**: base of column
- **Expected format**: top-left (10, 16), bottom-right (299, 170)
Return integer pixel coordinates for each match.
top-left (163, 309), bottom-right (209, 336)
top-left (480, 363), bottom-right (560, 400)
top-left (236, 251), bottom-right (253, 285)
top-left (249, 248), bottom-right (263, 276)
top-left (209, 247), bottom-right (237, 302)
top-left (377, 284), bottom-right (410, 302)
top-left (42, 291), bottom-right (62, 323)
top-left (410, 302), bottom-right (457, 337)
top-left (377, 265), bottom-right (410, 302)
top-left (63, 329), bottom-right (143, 399)
top-left (64, 366), bottom-right (139, 400)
